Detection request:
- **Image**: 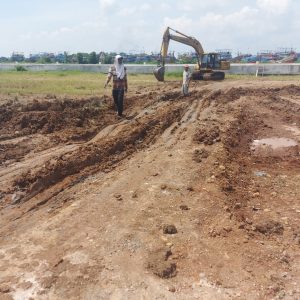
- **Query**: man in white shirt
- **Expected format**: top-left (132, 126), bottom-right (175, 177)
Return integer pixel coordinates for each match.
top-left (182, 65), bottom-right (191, 96)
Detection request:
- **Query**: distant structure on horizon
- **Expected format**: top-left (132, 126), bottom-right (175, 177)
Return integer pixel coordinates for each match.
top-left (1, 48), bottom-right (299, 64)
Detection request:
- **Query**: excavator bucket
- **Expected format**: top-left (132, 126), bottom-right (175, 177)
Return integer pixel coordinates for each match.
top-left (153, 66), bottom-right (165, 82)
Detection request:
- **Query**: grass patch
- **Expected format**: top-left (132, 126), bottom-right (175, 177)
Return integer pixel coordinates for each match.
top-left (15, 66), bottom-right (27, 72)
top-left (0, 70), bottom-right (299, 97)
top-left (0, 71), bottom-right (162, 96)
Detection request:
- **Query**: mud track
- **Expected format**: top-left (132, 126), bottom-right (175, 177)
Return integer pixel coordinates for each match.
top-left (0, 80), bottom-right (299, 299)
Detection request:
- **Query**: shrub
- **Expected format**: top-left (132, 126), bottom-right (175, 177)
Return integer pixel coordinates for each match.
top-left (15, 66), bottom-right (27, 72)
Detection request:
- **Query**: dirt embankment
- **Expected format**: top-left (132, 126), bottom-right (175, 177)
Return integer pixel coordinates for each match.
top-left (0, 81), bottom-right (299, 300)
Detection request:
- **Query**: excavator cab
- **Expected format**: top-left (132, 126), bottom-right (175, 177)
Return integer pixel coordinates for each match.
top-left (191, 53), bottom-right (230, 80)
top-left (199, 53), bottom-right (230, 71)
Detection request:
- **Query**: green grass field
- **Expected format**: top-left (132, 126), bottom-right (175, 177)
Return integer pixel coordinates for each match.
top-left (0, 70), bottom-right (299, 97)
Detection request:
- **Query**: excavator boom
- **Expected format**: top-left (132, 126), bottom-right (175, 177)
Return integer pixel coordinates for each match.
top-left (154, 27), bottom-right (204, 81)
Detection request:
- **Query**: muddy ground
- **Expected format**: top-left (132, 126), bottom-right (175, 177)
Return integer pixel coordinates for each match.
top-left (0, 79), bottom-right (299, 300)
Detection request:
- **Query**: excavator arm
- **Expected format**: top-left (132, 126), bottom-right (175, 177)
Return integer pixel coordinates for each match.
top-left (160, 27), bottom-right (204, 65)
top-left (154, 27), bottom-right (204, 81)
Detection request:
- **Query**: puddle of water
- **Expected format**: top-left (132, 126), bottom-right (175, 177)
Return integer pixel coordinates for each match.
top-left (252, 137), bottom-right (298, 149)
top-left (251, 137), bottom-right (299, 157)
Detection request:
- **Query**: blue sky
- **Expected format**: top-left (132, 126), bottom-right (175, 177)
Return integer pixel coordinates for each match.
top-left (1, 0), bottom-right (299, 57)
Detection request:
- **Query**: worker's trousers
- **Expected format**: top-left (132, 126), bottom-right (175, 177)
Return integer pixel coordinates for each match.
top-left (112, 89), bottom-right (124, 116)
top-left (182, 83), bottom-right (189, 96)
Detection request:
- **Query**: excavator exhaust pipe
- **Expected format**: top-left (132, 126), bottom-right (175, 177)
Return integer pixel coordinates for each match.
top-left (153, 66), bottom-right (165, 82)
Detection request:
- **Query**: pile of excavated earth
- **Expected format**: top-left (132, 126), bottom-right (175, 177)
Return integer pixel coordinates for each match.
top-left (0, 79), bottom-right (299, 300)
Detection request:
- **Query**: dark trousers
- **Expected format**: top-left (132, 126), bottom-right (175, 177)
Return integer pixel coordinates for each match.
top-left (112, 89), bottom-right (124, 116)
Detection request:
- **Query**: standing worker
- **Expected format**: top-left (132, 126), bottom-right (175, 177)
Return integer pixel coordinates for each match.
top-left (104, 54), bottom-right (128, 118)
top-left (182, 64), bottom-right (191, 96)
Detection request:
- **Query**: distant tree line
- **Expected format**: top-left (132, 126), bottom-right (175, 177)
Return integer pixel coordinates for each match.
top-left (0, 51), bottom-right (205, 64)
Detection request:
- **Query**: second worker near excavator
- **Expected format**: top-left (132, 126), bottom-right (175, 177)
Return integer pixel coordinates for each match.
top-left (104, 55), bottom-right (128, 118)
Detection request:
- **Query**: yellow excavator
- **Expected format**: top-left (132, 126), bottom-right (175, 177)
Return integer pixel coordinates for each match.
top-left (153, 27), bottom-right (230, 82)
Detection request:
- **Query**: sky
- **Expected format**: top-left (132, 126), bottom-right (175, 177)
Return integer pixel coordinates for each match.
top-left (1, 0), bottom-right (299, 57)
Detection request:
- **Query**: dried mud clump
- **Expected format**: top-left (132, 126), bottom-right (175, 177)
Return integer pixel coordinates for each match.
top-left (163, 225), bottom-right (178, 234)
top-left (0, 97), bottom-right (109, 136)
top-left (147, 248), bottom-right (177, 279)
top-left (192, 148), bottom-right (209, 163)
top-left (193, 126), bottom-right (220, 145)
top-left (254, 220), bottom-right (284, 235)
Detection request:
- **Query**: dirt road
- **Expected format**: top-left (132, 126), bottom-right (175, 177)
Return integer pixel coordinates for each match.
top-left (0, 79), bottom-right (299, 299)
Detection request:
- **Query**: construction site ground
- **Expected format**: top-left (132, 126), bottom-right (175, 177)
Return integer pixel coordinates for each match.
top-left (0, 77), bottom-right (299, 300)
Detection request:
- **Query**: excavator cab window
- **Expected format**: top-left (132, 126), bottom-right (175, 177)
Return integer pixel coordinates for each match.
top-left (212, 54), bottom-right (221, 69)
top-left (201, 54), bottom-right (221, 70)
top-left (201, 54), bottom-right (209, 68)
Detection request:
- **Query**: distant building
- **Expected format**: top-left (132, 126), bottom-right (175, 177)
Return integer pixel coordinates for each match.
top-left (215, 49), bottom-right (232, 61)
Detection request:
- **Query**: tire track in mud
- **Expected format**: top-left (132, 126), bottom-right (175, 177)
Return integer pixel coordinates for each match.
top-left (2, 85), bottom-right (299, 212)
top-left (8, 101), bottom-right (188, 209)
top-left (1, 83), bottom-right (300, 299)
top-left (161, 91), bottom-right (212, 148)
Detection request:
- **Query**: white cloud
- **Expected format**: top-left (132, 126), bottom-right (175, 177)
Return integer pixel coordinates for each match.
top-left (99, 0), bottom-right (116, 9)
top-left (1, 0), bottom-right (300, 57)
top-left (177, 0), bottom-right (230, 12)
top-left (200, 6), bottom-right (260, 29)
top-left (160, 3), bottom-right (171, 10)
top-left (140, 4), bottom-right (150, 11)
top-left (257, 0), bottom-right (291, 14)
top-left (163, 16), bottom-right (193, 33)
top-left (117, 7), bottom-right (137, 16)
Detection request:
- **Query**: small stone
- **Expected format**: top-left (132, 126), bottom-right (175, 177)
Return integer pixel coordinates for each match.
top-left (224, 206), bottom-right (230, 212)
top-left (245, 218), bottom-right (252, 225)
top-left (179, 205), bottom-right (189, 211)
top-left (151, 262), bottom-right (177, 278)
top-left (252, 192), bottom-right (260, 198)
top-left (11, 192), bottom-right (24, 204)
top-left (168, 286), bottom-right (176, 292)
top-left (238, 222), bottom-right (245, 229)
top-left (161, 184), bottom-right (167, 190)
top-left (187, 186), bottom-right (194, 191)
top-left (252, 206), bottom-right (261, 211)
top-left (114, 194), bottom-right (123, 201)
top-left (215, 280), bottom-right (222, 286)
top-left (207, 176), bottom-right (215, 183)
top-left (0, 285), bottom-right (11, 293)
top-left (271, 192), bottom-right (277, 197)
top-left (219, 165), bottom-right (226, 170)
top-left (163, 225), bottom-right (178, 235)
top-left (254, 171), bottom-right (267, 177)
top-left (234, 203), bottom-right (241, 209)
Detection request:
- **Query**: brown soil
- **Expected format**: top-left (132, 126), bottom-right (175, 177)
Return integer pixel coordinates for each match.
top-left (0, 79), bottom-right (299, 299)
